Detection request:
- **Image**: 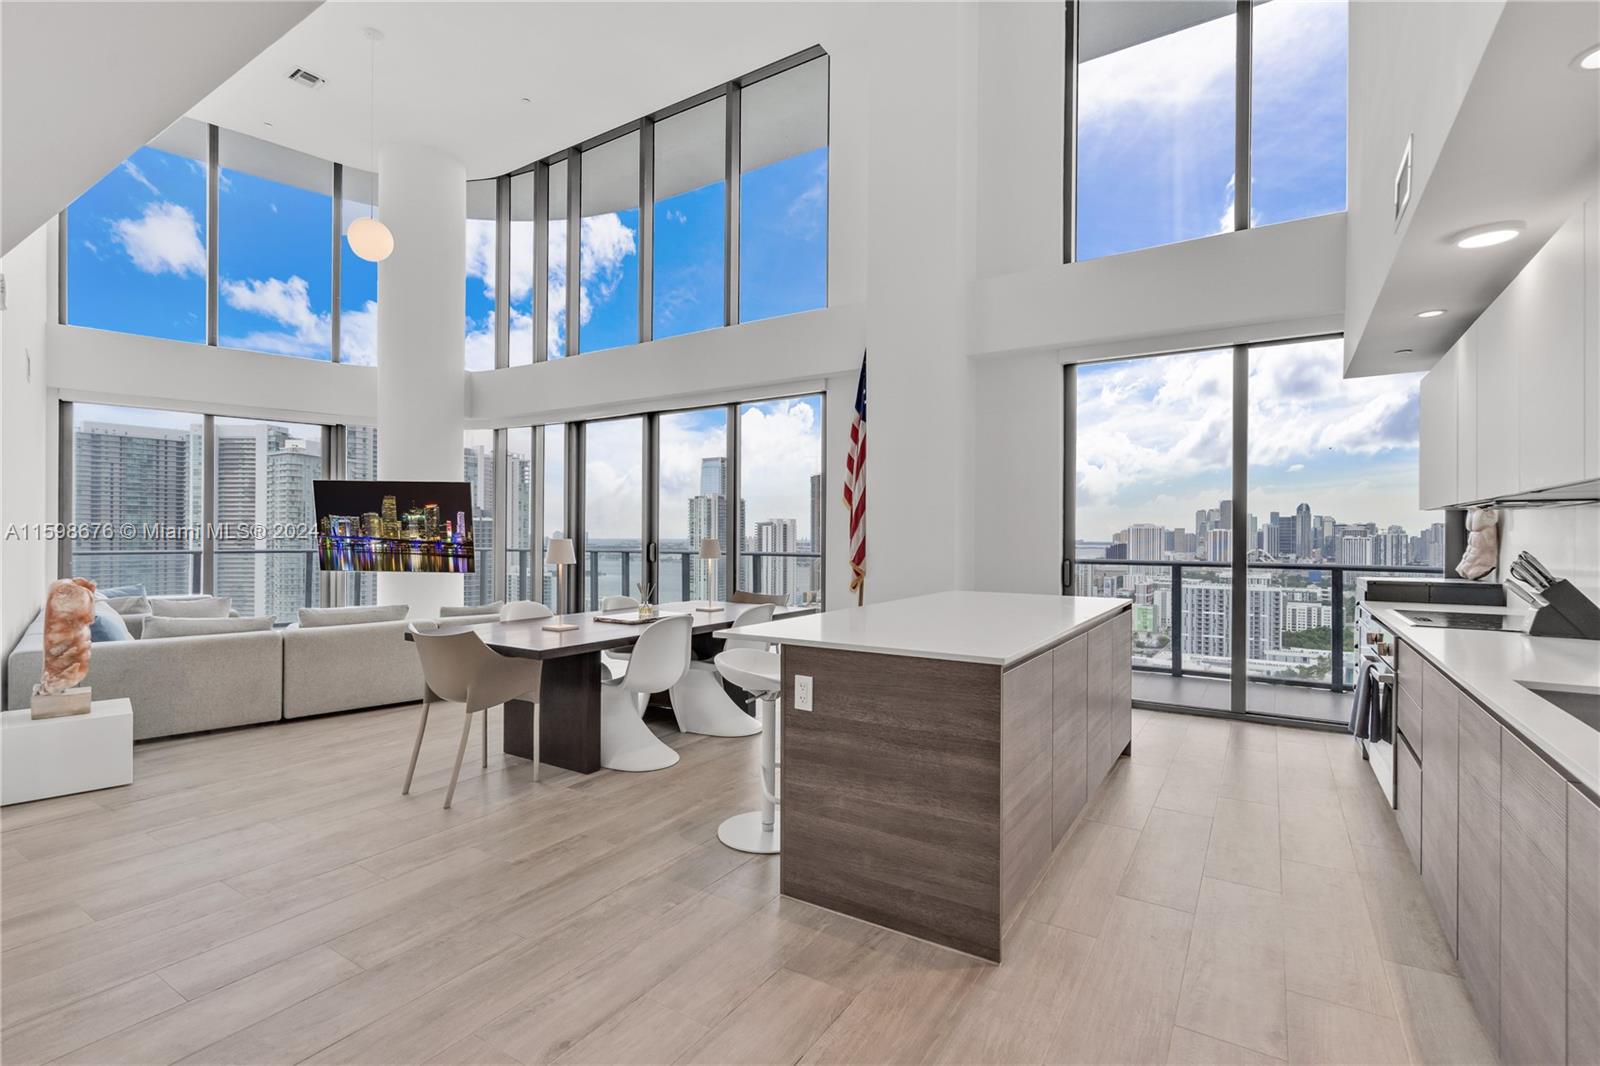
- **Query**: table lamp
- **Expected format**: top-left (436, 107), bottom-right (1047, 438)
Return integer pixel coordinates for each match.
top-left (543, 538), bottom-right (579, 632)
top-left (697, 538), bottom-right (723, 612)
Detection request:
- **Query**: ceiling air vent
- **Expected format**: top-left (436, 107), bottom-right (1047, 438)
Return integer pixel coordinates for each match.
top-left (287, 68), bottom-right (324, 88)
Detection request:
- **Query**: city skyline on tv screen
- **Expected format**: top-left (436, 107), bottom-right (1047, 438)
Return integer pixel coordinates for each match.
top-left (313, 480), bottom-right (475, 574)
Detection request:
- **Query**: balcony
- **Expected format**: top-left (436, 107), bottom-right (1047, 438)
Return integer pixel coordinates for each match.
top-left (1076, 559), bottom-right (1442, 724)
top-left (502, 548), bottom-right (823, 609)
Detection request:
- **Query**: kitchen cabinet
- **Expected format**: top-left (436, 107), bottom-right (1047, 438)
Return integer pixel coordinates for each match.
top-left (1571, 786), bottom-right (1600, 1065)
top-left (1051, 633), bottom-right (1088, 847)
top-left (1397, 640), bottom-right (1423, 757)
top-left (1397, 737), bottom-right (1423, 874)
top-left (1085, 617), bottom-right (1119, 785)
top-left (1416, 199), bottom-right (1598, 505)
top-left (1516, 210), bottom-right (1587, 492)
top-left (1419, 346), bottom-right (1459, 510)
top-left (1420, 663), bottom-right (1459, 955)
top-left (1474, 294), bottom-right (1519, 500)
top-left (1456, 698), bottom-right (1501, 1048)
top-left (1499, 729), bottom-right (1567, 1066)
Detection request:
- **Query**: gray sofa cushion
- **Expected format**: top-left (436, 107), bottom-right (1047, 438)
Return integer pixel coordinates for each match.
top-left (282, 619), bottom-right (424, 719)
top-left (6, 625), bottom-right (282, 740)
top-left (297, 604), bottom-right (409, 628)
top-left (150, 595), bottom-right (232, 619)
top-left (96, 587), bottom-right (152, 615)
top-left (142, 615), bottom-right (274, 639)
top-left (440, 602), bottom-right (502, 617)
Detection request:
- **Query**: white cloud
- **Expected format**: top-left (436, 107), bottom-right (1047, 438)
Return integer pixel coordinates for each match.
top-left (217, 274), bottom-right (381, 364)
top-left (120, 159), bottom-right (160, 196)
top-left (740, 399), bottom-right (823, 544)
top-left (112, 201), bottom-right (205, 277)
top-left (1077, 11), bottom-right (1234, 126)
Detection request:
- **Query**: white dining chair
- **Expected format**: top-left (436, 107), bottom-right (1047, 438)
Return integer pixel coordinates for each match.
top-left (599, 595), bottom-right (640, 679)
top-left (600, 614), bottom-right (691, 772)
top-left (713, 647), bottom-right (782, 853)
top-left (405, 627), bottom-right (543, 808)
top-left (666, 603), bottom-right (774, 737)
top-left (501, 600), bottom-right (554, 622)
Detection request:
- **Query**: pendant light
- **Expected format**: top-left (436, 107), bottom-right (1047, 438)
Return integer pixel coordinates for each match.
top-left (347, 26), bottom-right (394, 262)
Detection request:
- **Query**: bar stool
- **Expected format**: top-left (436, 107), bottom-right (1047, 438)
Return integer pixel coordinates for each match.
top-left (713, 647), bottom-right (781, 853)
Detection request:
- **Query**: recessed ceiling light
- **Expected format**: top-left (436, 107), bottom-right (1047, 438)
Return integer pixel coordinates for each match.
top-left (1452, 222), bottom-right (1523, 249)
top-left (1416, 309), bottom-right (1446, 319)
top-left (1576, 45), bottom-right (1600, 70)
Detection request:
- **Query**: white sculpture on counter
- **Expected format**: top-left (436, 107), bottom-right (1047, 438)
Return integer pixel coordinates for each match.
top-left (1456, 505), bottom-right (1499, 580)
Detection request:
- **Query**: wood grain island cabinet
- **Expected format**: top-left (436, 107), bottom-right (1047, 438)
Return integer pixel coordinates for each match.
top-left (739, 591), bottom-right (1133, 962)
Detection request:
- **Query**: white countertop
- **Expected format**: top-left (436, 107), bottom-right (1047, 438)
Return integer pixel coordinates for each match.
top-left (1369, 600), bottom-right (1600, 797)
top-left (733, 591), bottom-right (1130, 667)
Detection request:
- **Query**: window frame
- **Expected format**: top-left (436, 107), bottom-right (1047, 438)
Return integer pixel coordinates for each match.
top-left (1065, 0), bottom-right (1343, 263)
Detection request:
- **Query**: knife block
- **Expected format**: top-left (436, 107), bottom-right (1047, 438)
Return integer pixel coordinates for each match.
top-left (1527, 580), bottom-right (1600, 640)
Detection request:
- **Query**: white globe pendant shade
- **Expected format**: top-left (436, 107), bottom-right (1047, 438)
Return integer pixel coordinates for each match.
top-left (347, 217), bottom-right (394, 262)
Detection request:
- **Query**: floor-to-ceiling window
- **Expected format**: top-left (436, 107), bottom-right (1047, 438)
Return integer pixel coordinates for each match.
top-left (538, 425), bottom-right (567, 609)
top-left (737, 395), bottom-right (825, 605)
top-left (217, 131), bottom-right (333, 360)
top-left (66, 403), bottom-right (204, 595)
top-left (1069, 0), bottom-right (1346, 261)
top-left (462, 429), bottom-right (497, 606)
top-left (582, 418), bottom-right (645, 607)
top-left (1069, 339), bottom-right (1436, 724)
top-left (505, 427), bottom-right (535, 602)
top-left (212, 417), bottom-right (325, 622)
top-left (339, 169), bottom-right (380, 365)
top-left (464, 179), bottom-right (499, 372)
top-left (657, 408), bottom-right (729, 602)
top-left (340, 424), bottom-right (380, 605)
top-left (546, 161), bottom-right (570, 360)
top-left (508, 171), bottom-right (536, 367)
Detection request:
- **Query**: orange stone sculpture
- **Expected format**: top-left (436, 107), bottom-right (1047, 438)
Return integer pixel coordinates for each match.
top-left (39, 577), bottom-right (96, 695)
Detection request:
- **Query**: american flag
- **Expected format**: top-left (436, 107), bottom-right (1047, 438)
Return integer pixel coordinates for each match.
top-left (844, 353), bottom-right (867, 603)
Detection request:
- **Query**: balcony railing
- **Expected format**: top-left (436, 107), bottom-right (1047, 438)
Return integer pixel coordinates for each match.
top-left (71, 546), bottom-right (321, 624)
top-left (502, 547), bottom-right (824, 609)
top-left (1073, 559), bottom-right (1441, 693)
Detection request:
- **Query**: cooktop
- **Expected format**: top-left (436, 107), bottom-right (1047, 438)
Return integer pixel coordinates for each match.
top-left (1398, 610), bottom-right (1525, 632)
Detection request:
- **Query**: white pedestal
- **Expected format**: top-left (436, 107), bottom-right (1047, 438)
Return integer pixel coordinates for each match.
top-left (1, 698), bottom-right (133, 805)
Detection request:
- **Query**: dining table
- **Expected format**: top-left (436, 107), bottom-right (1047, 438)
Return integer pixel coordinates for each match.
top-left (406, 600), bottom-right (813, 773)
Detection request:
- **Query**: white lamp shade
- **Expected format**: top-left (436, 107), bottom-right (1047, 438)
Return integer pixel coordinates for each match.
top-left (699, 538), bottom-right (722, 559)
top-left (346, 217), bottom-right (394, 262)
top-left (546, 537), bottom-right (576, 566)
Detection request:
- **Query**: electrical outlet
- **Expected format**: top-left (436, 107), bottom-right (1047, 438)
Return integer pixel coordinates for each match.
top-left (794, 674), bottom-right (813, 711)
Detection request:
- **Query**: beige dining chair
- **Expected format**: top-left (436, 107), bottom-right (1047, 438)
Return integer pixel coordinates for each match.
top-left (501, 600), bottom-right (554, 622)
top-left (405, 627), bottom-right (543, 808)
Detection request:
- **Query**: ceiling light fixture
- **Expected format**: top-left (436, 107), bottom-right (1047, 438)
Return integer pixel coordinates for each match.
top-left (1576, 44), bottom-right (1600, 70)
top-left (347, 27), bottom-right (393, 263)
top-left (1416, 309), bottom-right (1446, 319)
top-left (1452, 222), bottom-right (1523, 249)
top-left (1394, 348), bottom-right (1414, 355)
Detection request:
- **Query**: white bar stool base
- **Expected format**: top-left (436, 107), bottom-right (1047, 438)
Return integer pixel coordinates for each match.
top-left (717, 810), bottom-right (779, 854)
top-left (670, 665), bottom-right (761, 737)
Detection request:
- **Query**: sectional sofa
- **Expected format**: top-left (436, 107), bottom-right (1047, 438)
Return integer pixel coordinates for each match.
top-left (5, 598), bottom-right (426, 740)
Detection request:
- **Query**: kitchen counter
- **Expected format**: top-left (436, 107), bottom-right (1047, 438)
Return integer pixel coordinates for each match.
top-left (746, 591), bottom-right (1133, 962)
top-left (1370, 599), bottom-right (1599, 798)
top-left (734, 589), bottom-right (1131, 666)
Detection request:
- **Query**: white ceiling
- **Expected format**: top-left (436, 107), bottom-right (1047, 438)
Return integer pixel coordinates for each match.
top-left (188, 1), bottom-right (841, 183)
top-left (1, 0), bottom-right (320, 256)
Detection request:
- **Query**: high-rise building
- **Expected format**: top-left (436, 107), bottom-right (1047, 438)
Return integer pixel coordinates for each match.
top-left (753, 518), bottom-right (798, 599)
top-left (1126, 523), bottom-right (1165, 562)
top-left (73, 419), bottom-right (198, 594)
top-left (1295, 502), bottom-right (1312, 558)
top-left (809, 473), bottom-right (823, 554)
top-left (700, 457), bottom-right (726, 497)
top-left (686, 490), bottom-right (728, 600)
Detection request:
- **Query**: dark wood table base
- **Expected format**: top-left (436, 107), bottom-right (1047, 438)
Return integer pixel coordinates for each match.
top-left (505, 651), bottom-right (602, 774)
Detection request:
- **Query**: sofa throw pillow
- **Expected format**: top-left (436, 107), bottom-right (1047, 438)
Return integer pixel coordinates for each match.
top-left (93, 583), bottom-right (151, 616)
top-left (297, 604), bottom-right (409, 628)
top-left (88, 601), bottom-right (135, 642)
top-left (141, 615), bottom-right (274, 639)
top-left (149, 596), bottom-right (233, 619)
top-left (440, 602), bottom-right (502, 617)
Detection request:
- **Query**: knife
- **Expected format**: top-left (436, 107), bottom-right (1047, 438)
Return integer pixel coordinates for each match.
top-left (1519, 553), bottom-right (1556, 588)
top-left (1505, 576), bottom-right (1548, 610)
top-left (1510, 561), bottom-right (1539, 589)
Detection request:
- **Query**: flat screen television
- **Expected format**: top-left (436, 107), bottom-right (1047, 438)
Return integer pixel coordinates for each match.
top-left (313, 480), bottom-right (475, 573)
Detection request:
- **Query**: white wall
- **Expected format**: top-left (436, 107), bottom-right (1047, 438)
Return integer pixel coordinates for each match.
top-left (1, 223), bottom-right (53, 690)
top-left (1499, 504), bottom-right (1600, 599)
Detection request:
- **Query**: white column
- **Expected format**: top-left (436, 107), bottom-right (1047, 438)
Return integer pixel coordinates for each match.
top-left (375, 142), bottom-right (467, 619)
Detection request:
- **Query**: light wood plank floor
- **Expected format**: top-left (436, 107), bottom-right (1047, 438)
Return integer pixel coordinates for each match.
top-left (1, 704), bottom-right (1500, 1065)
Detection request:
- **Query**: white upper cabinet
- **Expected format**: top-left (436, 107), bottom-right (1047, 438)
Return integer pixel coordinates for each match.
top-left (1420, 346), bottom-right (1459, 510)
top-left (1516, 211), bottom-right (1587, 493)
top-left (1418, 200), bottom-right (1598, 507)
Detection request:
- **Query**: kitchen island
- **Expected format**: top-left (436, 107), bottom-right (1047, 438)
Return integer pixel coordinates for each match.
top-left (735, 591), bottom-right (1132, 961)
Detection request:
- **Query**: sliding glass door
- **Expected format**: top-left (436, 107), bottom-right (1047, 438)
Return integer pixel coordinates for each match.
top-left (1067, 338), bottom-right (1437, 724)
top-left (582, 417), bottom-right (645, 608)
top-left (656, 407), bottom-right (730, 603)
